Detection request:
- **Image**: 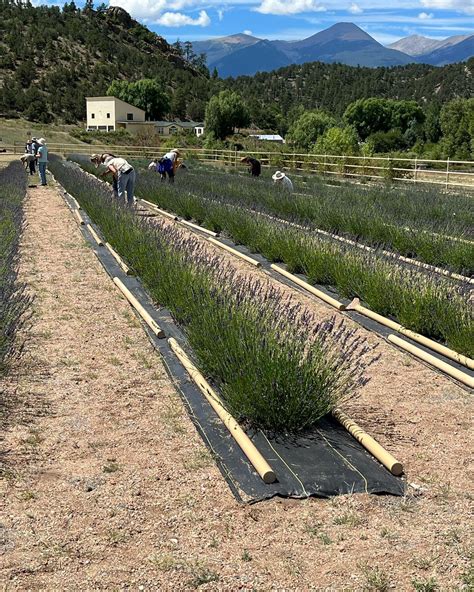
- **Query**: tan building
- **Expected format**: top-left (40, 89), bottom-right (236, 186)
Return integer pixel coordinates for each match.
top-left (86, 96), bottom-right (145, 131)
top-left (86, 96), bottom-right (204, 136)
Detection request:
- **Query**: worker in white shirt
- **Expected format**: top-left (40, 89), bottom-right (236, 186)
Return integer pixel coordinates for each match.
top-left (272, 170), bottom-right (294, 193)
top-left (158, 148), bottom-right (180, 183)
top-left (91, 153), bottom-right (135, 205)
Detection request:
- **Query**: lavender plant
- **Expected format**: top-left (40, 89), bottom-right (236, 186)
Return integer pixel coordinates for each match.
top-left (49, 157), bottom-right (377, 432)
top-left (0, 161), bottom-right (31, 374)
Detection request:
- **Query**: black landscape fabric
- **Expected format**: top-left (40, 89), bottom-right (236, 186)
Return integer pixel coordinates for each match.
top-left (63, 191), bottom-right (405, 502)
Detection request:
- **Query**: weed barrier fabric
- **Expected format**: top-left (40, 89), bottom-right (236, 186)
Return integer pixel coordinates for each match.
top-left (61, 191), bottom-right (405, 502)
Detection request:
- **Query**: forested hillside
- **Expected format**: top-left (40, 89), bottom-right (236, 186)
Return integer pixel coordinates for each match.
top-left (0, 0), bottom-right (208, 123)
top-left (1, 0), bottom-right (473, 132)
top-left (224, 60), bottom-right (474, 130)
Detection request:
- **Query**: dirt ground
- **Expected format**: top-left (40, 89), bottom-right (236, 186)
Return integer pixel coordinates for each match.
top-left (1, 179), bottom-right (473, 591)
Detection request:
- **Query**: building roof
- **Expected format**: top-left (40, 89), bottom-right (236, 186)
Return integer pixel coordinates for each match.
top-left (249, 134), bottom-right (284, 141)
top-left (116, 120), bottom-right (204, 128)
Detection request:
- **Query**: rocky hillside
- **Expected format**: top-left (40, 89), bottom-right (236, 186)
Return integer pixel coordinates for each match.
top-left (0, 0), bottom-right (208, 122)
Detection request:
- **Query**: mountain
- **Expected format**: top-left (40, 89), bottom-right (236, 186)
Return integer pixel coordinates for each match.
top-left (192, 24), bottom-right (474, 77)
top-left (194, 23), bottom-right (414, 77)
top-left (192, 33), bottom-right (260, 66)
top-left (212, 40), bottom-right (292, 77)
top-left (389, 35), bottom-right (443, 56)
top-left (421, 35), bottom-right (474, 66)
top-left (0, 1), bottom-right (205, 122)
top-left (389, 34), bottom-right (471, 57)
top-left (289, 23), bottom-right (413, 67)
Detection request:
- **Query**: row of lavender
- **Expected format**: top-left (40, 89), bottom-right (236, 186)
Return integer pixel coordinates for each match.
top-left (68, 154), bottom-right (473, 358)
top-left (49, 156), bottom-right (377, 433)
top-left (0, 161), bottom-right (30, 375)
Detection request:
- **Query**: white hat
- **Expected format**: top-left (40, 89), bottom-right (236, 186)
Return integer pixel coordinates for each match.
top-left (272, 171), bottom-right (286, 181)
top-left (37, 138), bottom-right (46, 145)
top-left (171, 148), bottom-right (181, 155)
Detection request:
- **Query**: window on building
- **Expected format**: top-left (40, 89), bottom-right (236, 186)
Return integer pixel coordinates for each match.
top-left (107, 125), bottom-right (114, 132)
top-left (98, 125), bottom-right (107, 130)
top-left (127, 113), bottom-right (134, 121)
top-left (169, 126), bottom-right (178, 135)
top-left (106, 113), bottom-right (111, 119)
top-left (91, 113), bottom-right (95, 119)
top-left (87, 126), bottom-right (97, 131)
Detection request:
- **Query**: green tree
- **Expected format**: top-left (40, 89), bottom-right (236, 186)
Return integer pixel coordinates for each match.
top-left (107, 79), bottom-right (170, 120)
top-left (390, 100), bottom-right (424, 132)
top-left (440, 98), bottom-right (474, 159)
top-left (313, 126), bottom-right (359, 155)
top-left (170, 87), bottom-right (187, 119)
top-left (287, 110), bottom-right (336, 150)
top-left (205, 90), bottom-right (249, 139)
top-left (343, 98), bottom-right (392, 140)
top-left (424, 103), bottom-right (442, 143)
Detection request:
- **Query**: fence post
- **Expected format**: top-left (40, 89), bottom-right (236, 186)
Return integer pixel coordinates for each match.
top-left (446, 158), bottom-right (450, 190)
top-left (414, 157), bottom-right (417, 183)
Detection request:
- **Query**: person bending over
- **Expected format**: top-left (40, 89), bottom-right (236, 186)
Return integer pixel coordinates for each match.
top-left (158, 149), bottom-right (180, 183)
top-left (241, 156), bottom-right (261, 177)
top-left (91, 153), bottom-right (135, 206)
top-left (272, 170), bottom-right (293, 193)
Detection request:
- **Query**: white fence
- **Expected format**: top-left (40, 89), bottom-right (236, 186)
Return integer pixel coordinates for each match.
top-left (8, 142), bottom-right (474, 191)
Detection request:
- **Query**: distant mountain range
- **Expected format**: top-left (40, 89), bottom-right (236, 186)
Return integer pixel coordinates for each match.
top-left (191, 23), bottom-right (474, 78)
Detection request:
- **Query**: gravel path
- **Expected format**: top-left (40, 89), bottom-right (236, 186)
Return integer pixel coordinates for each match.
top-left (1, 182), bottom-right (472, 591)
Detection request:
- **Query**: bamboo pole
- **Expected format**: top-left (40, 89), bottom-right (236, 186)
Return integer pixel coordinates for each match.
top-left (397, 327), bottom-right (474, 371)
top-left (73, 209), bottom-right (85, 226)
top-left (113, 277), bottom-right (165, 338)
top-left (347, 300), bottom-right (402, 332)
top-left (208, 237), bottom-right (261, 267)
top-left (169, 338), bottom-right (276, 484)
top-left (348, 299), bottom-right (474, 370)
top-left (138, 199), bottom-right (178, 220)
top-left (332, 409), bottom-right (403, 476)
top-left (271, 265), bottom-right (346, 310)
top-left (87, 224), bottom-right (104, 246)
top-left (105, 242), bottom-right (132, 275)
top-left (388, 335), bottom-right (474, 389)
top-left (179, 219), bottom-right (219, 237)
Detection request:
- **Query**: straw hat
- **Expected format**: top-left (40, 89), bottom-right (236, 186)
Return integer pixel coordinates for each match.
top-left (272, 171), bottom-right (286, 181)
top-left (240, 156), bottom-right (249, 162)
top-left (171, 148), bottom-right (181, 155)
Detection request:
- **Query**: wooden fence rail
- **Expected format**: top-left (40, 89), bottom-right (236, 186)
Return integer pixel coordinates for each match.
top-left (8, 142), bottom-right (474, 191)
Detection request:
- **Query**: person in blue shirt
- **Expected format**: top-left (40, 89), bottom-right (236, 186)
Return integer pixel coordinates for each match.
top-left (36, 138), bottom-right (48, 186)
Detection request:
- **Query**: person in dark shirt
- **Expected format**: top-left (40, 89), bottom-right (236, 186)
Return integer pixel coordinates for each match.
top-left (241, 156), bottom-right (261, 177)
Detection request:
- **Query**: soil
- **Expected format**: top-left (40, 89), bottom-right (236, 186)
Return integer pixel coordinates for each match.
top-left (1, 178), bottom-right (472, 591)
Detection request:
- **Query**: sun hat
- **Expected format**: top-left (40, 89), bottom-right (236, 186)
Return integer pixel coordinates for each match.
top-left (272, 171), bottom-right (286, 181)
top-left (240, 156), bottom-right (249, 162)
top-left (171, 148), bottom-right (181, 155)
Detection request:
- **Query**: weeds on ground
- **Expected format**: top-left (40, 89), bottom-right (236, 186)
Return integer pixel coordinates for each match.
top-left (412, 576), bottom-right (439, 591)
top-left (361, 565), bottom-right (391, 591)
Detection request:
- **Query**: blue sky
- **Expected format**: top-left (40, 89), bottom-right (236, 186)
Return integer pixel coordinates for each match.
top-left (47, 0), bottom-right (474, 44)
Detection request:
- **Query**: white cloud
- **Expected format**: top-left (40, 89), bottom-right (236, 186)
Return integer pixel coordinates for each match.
top-left (217, 8), bottom-right (224, 20)
top-left (156, 9), bottom-right (211, 26)
top-left (255, 0), bottom-right (326, 15)
top-left (420, 0), bottom-right (474, 14)
top-left (348, 2), bottom-right (363, 13)
top-left (243, 29), bottom-right (253, 34)
top-left (418, 11), bottom-right (433, 17)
